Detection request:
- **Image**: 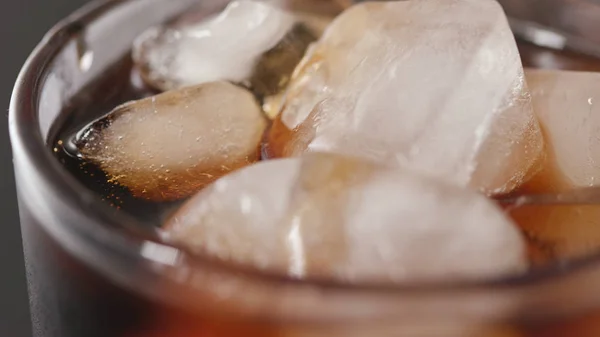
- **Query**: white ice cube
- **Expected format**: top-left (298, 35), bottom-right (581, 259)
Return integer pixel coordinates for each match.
top-left (269, 0), bottom-right (544, 195)
top-left (165, 153), bottom-right (527, 283)
top-left (133, 0), bottom-right (298, 92)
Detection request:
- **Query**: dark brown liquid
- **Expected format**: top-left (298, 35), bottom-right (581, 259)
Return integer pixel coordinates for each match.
top-left (50, 56), bottom-right (185, 228)
top-left (45, 42), bottom-right (600, 336)
top-left (51, 41), bottom-right (600, 268)
top-left (54, 41), bottom-right (600, 226)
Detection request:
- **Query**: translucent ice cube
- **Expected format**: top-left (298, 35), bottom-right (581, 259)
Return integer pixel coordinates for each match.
top-left (510, 70), bottom-right (600, 263)
top-left (133, 0), bottom-right (317, 97)
top-left (268, 0), bottom-right (544, 195)
top-left (76, 81), bottom-right (267, 202)
top-left (164, 153), bottom-right (527, 283)
top-left (525, 70), bottom-right (600, 190)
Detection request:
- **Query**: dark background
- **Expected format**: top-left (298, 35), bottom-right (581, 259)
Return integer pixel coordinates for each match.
top-left (0, 0), bottom-right (89, 336)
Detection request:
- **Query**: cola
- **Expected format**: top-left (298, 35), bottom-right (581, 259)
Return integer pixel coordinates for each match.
top-left (42, 43), bottom-right (600, 337)
top-left (14, 0), bottom-right (600, 336)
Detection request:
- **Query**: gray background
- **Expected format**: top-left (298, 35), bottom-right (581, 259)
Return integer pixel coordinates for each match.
top-left (0, 0), bottom-right (89, 336)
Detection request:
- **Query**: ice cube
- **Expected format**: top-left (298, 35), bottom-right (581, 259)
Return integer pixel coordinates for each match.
top-left (133, 0), bottom-right (317, 97)
top-left (76, 81), bottom-right (267, 202)
top-left (525, 70), bottom-right (600, 190)
top-left (268, 0), bottom-right (544, 195)
top-left (164, 153), bottom-right (527, 283)
top-left (509, 70), bottom-right (600, 262)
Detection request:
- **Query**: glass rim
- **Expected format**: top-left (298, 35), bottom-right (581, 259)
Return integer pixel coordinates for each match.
top-left (9, 0), bottom-right (600, 299)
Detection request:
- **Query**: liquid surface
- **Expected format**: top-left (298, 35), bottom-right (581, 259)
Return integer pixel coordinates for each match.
top-left (50, 41), bottom-right (600, 269)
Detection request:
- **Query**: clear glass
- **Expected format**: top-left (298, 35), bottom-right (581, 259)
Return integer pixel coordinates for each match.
top-left (499, 0), bottom-right (600, 58)
top-left (9, 0), bottom-right (600, 336)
